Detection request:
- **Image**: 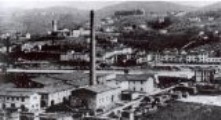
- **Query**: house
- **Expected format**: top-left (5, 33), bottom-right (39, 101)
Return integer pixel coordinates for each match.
top-left (188, 17), bottom-right (201, 22)
top-left (4, 83), bottom-right (75, 108)
top-left (72, 28), bottom-right (90, 37)
top-left (100, 47), bottom-right (133, 64)
top-left (70, 84), bottom-right (121, 113)
top-left (101, 17), bottom-right (115, 25)
top-left (102, 26), bottom-right (116, 33)
top-left (194, 68), bottom-right (215, 83)
top-left (60, 51), bottom-right (90, 62)
top-left (0, 91), bottom-right (41, 112)
top-left (6, 75), bottom-right (76, 108)
top-left (106, 74), bottom-right (158, 93)
top-left (121, 74), bottom-right (157, 93)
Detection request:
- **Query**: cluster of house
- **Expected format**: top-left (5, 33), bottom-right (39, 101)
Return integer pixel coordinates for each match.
top-left (0, 72), bottom-right (159, 115)
top-left (153, 50), bottom-right (221, 64)
top-left (60, 47), bottom-right (152, 65)
top-left (48, 20), bottom-right (90, 38)
top-left (188, 16), bottom-right (215, 22)
top-left (114, 9), bottom-right (145, 17)
top-left (60, 51), bottom-right (90, 62)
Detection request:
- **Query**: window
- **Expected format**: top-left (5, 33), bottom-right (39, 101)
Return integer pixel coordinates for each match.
top-left (133, 87), bottom-right (136, 91)
top-left (141, 88), bottom-right (143, 91)
top-left (16, 97), bottom-right (19, 101)
top-left (2, 104), bottom-right (6, 109)
top-left (111, 95), bottom-right (114, 102)
top-left (141, 81), bottom-right (143, 84)
top-left (21, 97), bottom-right (25, 102)
top-left (11, 103), bottom-right (15, 108)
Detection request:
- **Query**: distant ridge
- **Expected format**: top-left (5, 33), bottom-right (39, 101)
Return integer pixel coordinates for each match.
top-left (198, 2), bottom-right (221, 12)
top-left (96, 1), bottom-right (196, 18)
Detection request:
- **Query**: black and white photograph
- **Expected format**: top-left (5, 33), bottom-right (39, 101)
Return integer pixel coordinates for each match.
top-left (1, 0), bottom-right (221, 119)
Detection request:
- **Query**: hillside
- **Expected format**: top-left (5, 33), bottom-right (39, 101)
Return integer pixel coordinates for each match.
top-left (96, 1), bottom-right (196, 19)
top-left (0, 7), bottom-right (89, 34)
top-left (198, 2), bottom-right (221, 12)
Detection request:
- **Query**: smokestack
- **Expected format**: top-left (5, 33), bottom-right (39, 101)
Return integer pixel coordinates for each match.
top-left (90, 10), bottom-right (96, 85)
top-left (52, 20), bottom-right (58, 32)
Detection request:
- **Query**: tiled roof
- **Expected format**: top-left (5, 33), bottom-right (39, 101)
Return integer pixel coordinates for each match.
top-left (48, 72), bottom-right (90, 87)
top-left (82, 84), bottom-right (119, 94)
top-left (115, 74), bottom-right (155, 81)
top-left (3, 83), bottom-right (75, 94)
top-left (31, 76), bottom-right (62, 85)
top-left (48, 72), bottom-right (112, 87)
top-left (0, 91), bottom-right (36, 97)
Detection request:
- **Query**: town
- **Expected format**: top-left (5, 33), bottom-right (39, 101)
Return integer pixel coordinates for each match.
top-left (1, 1), bottom-right (221, 120)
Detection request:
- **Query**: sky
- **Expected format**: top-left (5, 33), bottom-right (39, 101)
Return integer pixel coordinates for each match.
top-left (0, 0), bottom-right (220, 10)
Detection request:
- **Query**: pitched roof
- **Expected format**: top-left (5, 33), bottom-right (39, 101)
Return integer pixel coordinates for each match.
top-left (115, 74), bottom-right (155, 81)
top-left (81, 84), bottom-right (119, 94)
top-left (31, 76), bottom-right (62, 85)
top-left (48, 72), bottom-right (113, 87)
top-left (48, 72), bottom-right (90, 87)
top-left (3, 82), bottom-right (75, 94)
top-left (0, 91), bottom-right (36, 97)
top-left (35, 83), bottom-right (74, 93)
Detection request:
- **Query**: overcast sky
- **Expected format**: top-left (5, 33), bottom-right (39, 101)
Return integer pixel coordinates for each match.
top-left (0, 0), bottom-right (220, 10)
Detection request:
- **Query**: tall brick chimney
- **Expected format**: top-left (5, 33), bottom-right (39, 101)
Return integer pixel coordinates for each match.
top-left (90, 10), bottom-right (96, 85)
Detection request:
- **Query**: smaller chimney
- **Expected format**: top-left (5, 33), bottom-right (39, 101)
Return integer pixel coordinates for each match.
top-left (52, 20), bottom-right (58, 32)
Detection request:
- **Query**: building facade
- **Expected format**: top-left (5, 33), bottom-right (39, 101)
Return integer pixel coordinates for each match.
top-left (71, 85), bottom-right (121, 113)
top-left (0, 91), bottom-right (41, 112)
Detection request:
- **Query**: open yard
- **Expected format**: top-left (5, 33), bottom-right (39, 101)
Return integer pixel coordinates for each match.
top-left (180, 95), bottom-right (221, 107)
top-left (141, 101), bottom-right (221, 120)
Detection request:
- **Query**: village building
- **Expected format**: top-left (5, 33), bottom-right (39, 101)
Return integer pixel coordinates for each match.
top-left (4, 84), bottom-right (74, 108)
top-left (60, 51), bottom-right (90, 62)
top-left (116, 74), bottom-right (158, 93)
top-left (194, 68), bottom-right (215, 83)
top-left (71, 84), bottom-right (121, 113)
top-left (105, 74), bottom-right (158, 101)
top-left (72, 28), bottom-right (90, 38)
top-left (153, 50), bottom-right (221, 64)
top-left (0, 91), bottom-right (41, 112)
top-left (98, 47), bottom-right (133, 64)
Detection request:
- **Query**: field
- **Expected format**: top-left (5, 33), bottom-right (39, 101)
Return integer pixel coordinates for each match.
top-left (141, 101), bottom-right (221, 120)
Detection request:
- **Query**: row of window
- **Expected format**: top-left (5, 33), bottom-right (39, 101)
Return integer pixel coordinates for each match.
top-left (131, 81), bottom-right (144, 84)
top-left (133, 87), bottom-right (144, 91)
top-left (0, 96), bottom-right (26, 102)
top-left (99, 95), bottom-right (115, 104)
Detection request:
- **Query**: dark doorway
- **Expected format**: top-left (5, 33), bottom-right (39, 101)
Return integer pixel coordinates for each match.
top-left (2, 104), bottom-right (6, 109)
top-left (63, 97), bottom-right (68, 104)
top-left (11, 103), bottom-right (15, 108)
top-left (41, 100), bottom-right (47, 108)
top-left (51, 100), bottom-right (55, 106)
top-left (21, 105), bottom-right (26, 111)
top-left (82, 99), bottom-right (88, 108)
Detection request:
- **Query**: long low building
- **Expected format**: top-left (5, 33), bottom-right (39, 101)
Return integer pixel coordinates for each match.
top-left (106, 74), bottom-right (158, 93)
top-left (3, 83), bottom-right (75, 108)
top-left (153, 50), bottom-right (221, 64)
